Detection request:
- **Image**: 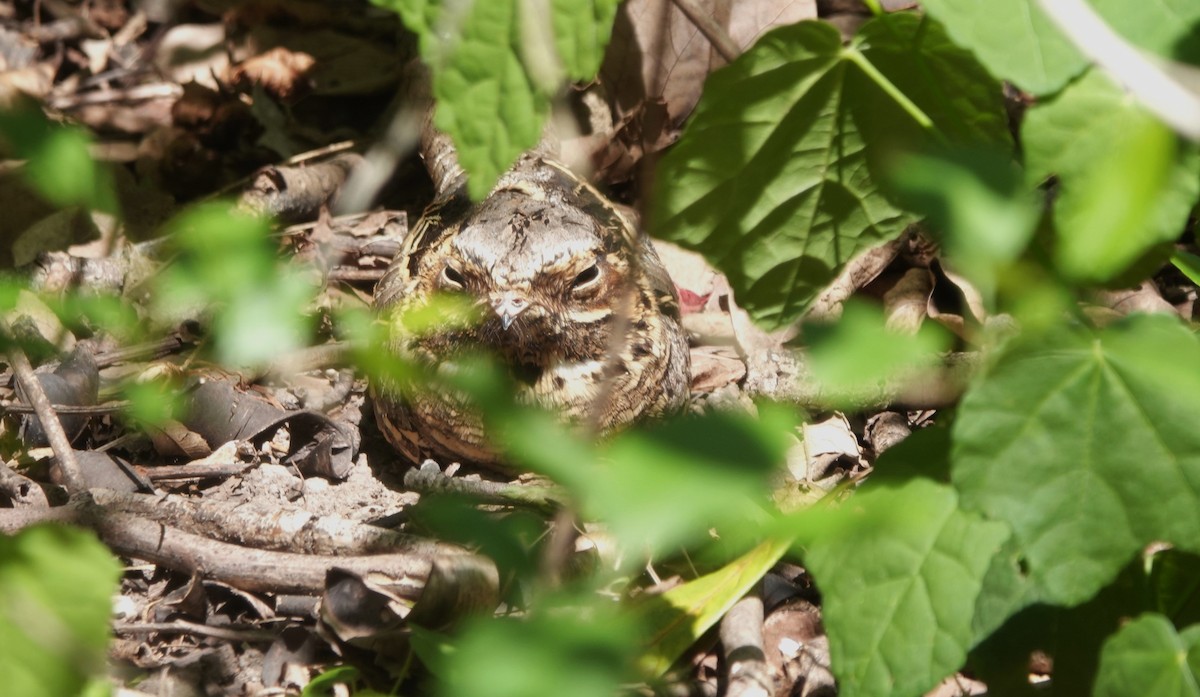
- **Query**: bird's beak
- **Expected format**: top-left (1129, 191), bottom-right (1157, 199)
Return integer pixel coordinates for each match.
top-left (489, 291), bottom-right (530, 330)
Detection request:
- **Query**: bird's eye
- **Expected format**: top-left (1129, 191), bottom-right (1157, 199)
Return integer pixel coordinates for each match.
top-left (441, 265), bottom-right (466, 288)
top-left (570, 263), bottom-right (600, 292)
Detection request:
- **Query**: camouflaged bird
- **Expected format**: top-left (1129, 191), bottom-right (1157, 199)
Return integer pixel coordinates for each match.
top-left (372, 153), bottom-right (690, 469)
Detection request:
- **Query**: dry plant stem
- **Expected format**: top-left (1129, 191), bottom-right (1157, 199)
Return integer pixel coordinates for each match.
top-left (89, 509), bottom-right (435, 596)
top-left (327, 268), bottom-right (386, 282)
top-left (113, 620), bottom-right (276, 643)
top-left (721, 588), bottom-right (771, 697)
top-left (3, 401), bottom-right (129, 415)
top-left (209, 141), bottom-right (358, 200)
top-left (238, 153), bottom-right (366, 221)
top-left (0, 502), bottom-right (445, 596)
top-left (337, 101), bottom-right (425, 213)
top-left (144, 462), bottom-right (252, 482)
top-left (3, 328), bottom-right (88, 495)
top-left (0, 506), bottom-right (77, 531)
top-left (668, 0), bottom-right (741, 62)
top-left (48, 82), bottom-right (182, 110)
top-left (89, 489), bottom-right (465, 557)
top-left (0, 464), bottom-right (49, 508)
top-left (539, 508), bottom-right (581, 588)
top-left (403, 465), bottom-right (564, 515)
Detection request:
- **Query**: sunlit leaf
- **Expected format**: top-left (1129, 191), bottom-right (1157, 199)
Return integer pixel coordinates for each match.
top-left (551, 0), bottom-right (619, 79)
top-left (434, 592), bottom-right (638, 697)
top-left (652, 14), bottom-right (1008, 329)
top-left (1023, 70), bottom-right (1200, 283)
top-left (518, 408), bottom-right (793, 558)
top-left (800, 465), bottom-right (1010, 697)
top-left (0, 108), bottom-right (117, 214)
top-left (918, 0), bottom-right (1085, 95)
top-left (805, 300), bottom-right (952, 407)
top-left (152, 202), bottom-right (316, 370)
top-left (1094, 614), bottom-right (1200, 697)
top-left (920, 0), bottom-right (1200, 95)
top-left (636, 537), bottom-right (792, 676)
top-left (0, 525), bottom-right (122, 697)
top-left (953, 314), bottom-right (1200, 605)
top-left (373, 0), bottom-right (613, 198)
top-left (889, 149), bottom-right (1039, 301)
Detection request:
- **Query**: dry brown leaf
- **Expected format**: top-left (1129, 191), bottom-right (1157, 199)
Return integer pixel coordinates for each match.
top-left (239, 28), bottom-right (404, 96)
top-left (154, 23), bottom-right (230, 90)
top-left (598, 0), bottom-right (816, 177)
top-left (227, 46), bottom-right (316, 101)
top-left (1090, 280), bottom-right (1179, 317)
top-left (689, 345), bottom-right (747, 393)
top-left (808, 239), bottom-right (903, 322)
top-left (882, 267), bottom-right (933, 334)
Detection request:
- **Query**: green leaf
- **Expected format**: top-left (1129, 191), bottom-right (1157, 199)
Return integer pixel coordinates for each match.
top-left (1094, 614), bottom-right (1200, 697)
top-left (889, 149), bottom-right (1039, 302)
top-left (635, 537), bottom-right (793, 676)
top-left (805, 300), bottom-right (953, 407)
top-left (517, 408), bottom-right (793, 559)
top-left (1151, 550), bottom-right (1200, 629)
top-left (375, 0), bottom-right (615, 198)
top-left (918, 0), bottom-right (1085, 95)
top-left (920, 0), bottom-right (1200, 95)
top-left (1088, 0), bottom-right (1200, 65)
top-left (0, 525), bottom-right (122, 697)
top-left (0, 108), bottom-right (117, 214)
top-left (436, 591), bottom-right (638, 697)
top-left (1023, 70), bottom-right (1200, 283)
top-left (372, 0), bottom-right (549, 198)
top-left (952, 314), bottom-right (1200, 606)
top-left (153, 202), bottom-right (316, 370)
top-left (799, 476), bottom-right (1011, 697)
top-left (651, 15), bottom-right (1009, 329)
top-left (1173, 250), bottom-right (1200, 287)
top-left (551, 0), bottom-right (619, 79)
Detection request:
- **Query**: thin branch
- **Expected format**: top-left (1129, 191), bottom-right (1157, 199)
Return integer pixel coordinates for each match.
top-left (720, 587), bottom-right (771, 697)
top-left (113, 620), bottom-right (276, 643)
top-left (1, 323), bottom-right (88, 495)
top-left (403, 461), bottom-right (564, 515)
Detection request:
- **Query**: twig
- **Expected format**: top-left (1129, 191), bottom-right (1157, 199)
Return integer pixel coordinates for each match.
top-left (48, 82), bottom-right (182, 110)
top-left (0, 464), bottom-right (49, 508)
top-left (2, 323), bottom-right (88, 495)
top-left (0, 501), bottom-right (466, 597)
top-left (113, 620), bottom-right (276, 643)
top-left (403, 461), bottom-right (564, 515)
top-left (720, 587), bottom-right (771, 697)
top-left (2, 401), bottom-right (130, 415)
top-left (326, 268), bottom-right (387, 282)
top-left (143, 462), bottom-right (254, 482)
top-left (87, 489), bottom-right (463, 557)
top-left (668, 0), bottom-right (741, 63)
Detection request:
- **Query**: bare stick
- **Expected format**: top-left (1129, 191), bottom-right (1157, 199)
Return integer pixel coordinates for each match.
top-left (89, 489), bottom-right (467, 558)
top-left (2, 325), bottom-right (88, 495)
top-left (89, 505), bottom-right (483, 597)
top-left (720, 587), bottom-right (771, 697)
top-left (404, 462), bottom-right (565, 515)
top-left (113, 620), bottom-right (276, 643)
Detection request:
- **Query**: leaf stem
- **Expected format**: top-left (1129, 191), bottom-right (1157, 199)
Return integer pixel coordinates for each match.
top-left (844, 48), bottom-right (944, 142)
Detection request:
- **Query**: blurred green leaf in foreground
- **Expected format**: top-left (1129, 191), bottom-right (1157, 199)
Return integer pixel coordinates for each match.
top-left (0, 525), bottom-right (122, 697)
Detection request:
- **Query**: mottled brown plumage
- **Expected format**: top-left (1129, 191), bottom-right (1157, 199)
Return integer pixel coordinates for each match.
top-left (372, 154), bottom-right (689, 469)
